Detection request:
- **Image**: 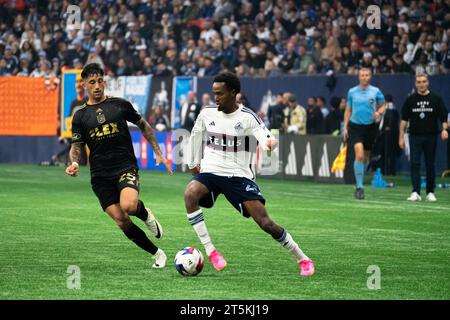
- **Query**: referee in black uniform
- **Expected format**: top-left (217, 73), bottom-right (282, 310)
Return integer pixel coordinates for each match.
top-left (399, 74), bottom-right (448, 202)
top-left (65, 63), bottom-right (173, 268)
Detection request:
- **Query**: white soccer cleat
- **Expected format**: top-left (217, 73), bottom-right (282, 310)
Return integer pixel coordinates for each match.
top-left (152, 249), bottom-right (167, 269)
top-left (144, 208), bottom-right (163, 239)
top-left (407, 192), bottom-right (422, 201)
top-left (426, 192), bottom-right (437, 202)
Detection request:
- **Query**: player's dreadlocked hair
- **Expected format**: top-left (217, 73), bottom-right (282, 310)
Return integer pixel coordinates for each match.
top-left (81, 63), bottom-right (104, 79)
top-left (213, 72), bottom-right (241, 94)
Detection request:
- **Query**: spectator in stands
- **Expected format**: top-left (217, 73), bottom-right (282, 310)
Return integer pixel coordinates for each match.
top-left (16, 54), bottom-right (31, 76)
top-left (73, 58), bottom-right (83, 70)
top-left (306, 96), bottom-right (324, 134)
top-left (326, 96), bottom-right (344, 136)
top-left (68, 38), bottom-right (87, 66)
top-left (268, 93), bottom-right (286, 133)
top-left (438, 41), bottom-right (450, 73)
top-left (236, 92), bottom-right (254, 111)
top-left (321, 36), bottom-right (342, 63)
top-left (30, 59), bottom-right (55, 78)
top-left (283, 93), bottom-right (307, 135)
top-left (376, 94), bottom-right (400, 176)
top-left (2, 0), bottom-right (450, 136)
top-left (69, 75), bottom-right (87, 117)
top-left (19, 40), bottom-right (36, 64)
top-left (0, 57), bottom-right (12, 76)
top-left (2, 45), bottom-right (18, 74)
top-left (278, 42), bottom-right (298, 73)
top-left (115, 58), bottom-right (131, 77)
top-left (292, 45), bottom-right (313, 74)
top-left (317, 97), bottom-right (329, 119)
top-left (150, 105), bottom-right (171, 132)
top-left (393, 53), bottom-right (414, 73)
top-left (85, 47), bottom-right (104, 69)
top-left (201, 93), bottom-right (215, 109)
top-left (180, 91), bottom-right (201, 132)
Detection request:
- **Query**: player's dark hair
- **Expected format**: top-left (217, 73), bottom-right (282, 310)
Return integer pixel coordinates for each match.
top-left (213, 72), bottom-right (240, 94)
top-left (81, 63), bottom-right (104, 79)
top-left (415, 73), bottom-right (428, 79)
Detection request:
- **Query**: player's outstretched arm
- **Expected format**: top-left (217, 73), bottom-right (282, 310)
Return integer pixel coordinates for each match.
top-left (187, 112), bottom-right (205, 173)
top-left (136, 119), bottom-right (173, 175)
top-left (65, 142), bottom-right (83, 177)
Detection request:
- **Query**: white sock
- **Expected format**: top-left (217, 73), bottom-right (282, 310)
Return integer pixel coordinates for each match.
top-left (276, 230), bottom-right (309, 262)
top-left (187, 209), bottom-right (215, 256)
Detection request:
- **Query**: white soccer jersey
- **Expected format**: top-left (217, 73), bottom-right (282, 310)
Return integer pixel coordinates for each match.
top-left (188, 104), bottom-right (275, 180)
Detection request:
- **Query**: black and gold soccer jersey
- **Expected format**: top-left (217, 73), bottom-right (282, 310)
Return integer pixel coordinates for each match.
top-left (71, 97), bottom-right (141, 177)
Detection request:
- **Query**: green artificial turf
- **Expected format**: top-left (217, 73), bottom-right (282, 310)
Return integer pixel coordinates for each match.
top-left (0, 164), bottom-right (449, 300)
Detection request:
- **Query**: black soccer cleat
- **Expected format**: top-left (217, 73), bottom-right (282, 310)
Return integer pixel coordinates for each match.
top-left (354, 188), bottom-right (365, 200)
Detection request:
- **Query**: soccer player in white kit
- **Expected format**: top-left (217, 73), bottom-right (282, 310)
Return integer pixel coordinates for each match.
top-left (184, 72), bottom-right (315, 276)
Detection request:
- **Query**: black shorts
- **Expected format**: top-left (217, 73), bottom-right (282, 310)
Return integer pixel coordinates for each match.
top-left (348, 122), bottom-right (378, 151)
top-left (91, 168), bottom-right (140, 211)
top-left (192, 173), bottom-right (265, 218)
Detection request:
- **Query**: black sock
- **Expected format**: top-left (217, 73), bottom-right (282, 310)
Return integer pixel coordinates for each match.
top-left (123, 223), bottom-right (158, 255)
top-left (134, 200), bottom-right (149, 221)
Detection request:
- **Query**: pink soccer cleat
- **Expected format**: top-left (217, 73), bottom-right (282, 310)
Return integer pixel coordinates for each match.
top-left (299, 259), bottom-right (315, 276)
top-left (208, 249), bottom-right (227, 271)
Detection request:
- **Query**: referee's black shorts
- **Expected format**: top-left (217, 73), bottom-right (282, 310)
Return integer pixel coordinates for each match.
top-left (348, 122), bottom-right (378, 151)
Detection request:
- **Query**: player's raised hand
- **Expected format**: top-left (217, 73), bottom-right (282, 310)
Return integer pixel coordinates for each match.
top-left (264, 137), bottom-right (278, 151)
top-left (65, 162), bottom-right (79, 177)
top-left (156, 155), bottom-right (173, 175)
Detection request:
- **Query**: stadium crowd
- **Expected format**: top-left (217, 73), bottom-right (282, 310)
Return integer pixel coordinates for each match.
top-left (1, 0), bottom-right (450, 78)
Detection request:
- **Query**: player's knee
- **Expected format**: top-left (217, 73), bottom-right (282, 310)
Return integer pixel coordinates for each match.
top-left (184, 186), bottom-right (200, 206)
top-left (120, 199), bottom-right (138, 215)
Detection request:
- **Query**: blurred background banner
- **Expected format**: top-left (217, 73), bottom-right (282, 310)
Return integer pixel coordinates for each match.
top-left (148, 76), bottom-right (172, 121)
top-left (131, 131), bottom-right (175, 171)
top-left (0, 76), bottom-right (58, 136)
top-left (123, 75), bottom-right (152, 117)
top-left (61, 69), bottom-right (81, 138)
top-left (105, 74), bottom-right (152, 125)
top-left (172, 76), bottom-right (195, 129)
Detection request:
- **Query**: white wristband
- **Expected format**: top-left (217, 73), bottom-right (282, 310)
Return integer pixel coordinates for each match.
top-left (72, 162), bottom-right (79, 167)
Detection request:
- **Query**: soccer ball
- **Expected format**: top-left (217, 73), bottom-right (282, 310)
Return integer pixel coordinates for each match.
top-left (174, 246), bottom-right (204, 276)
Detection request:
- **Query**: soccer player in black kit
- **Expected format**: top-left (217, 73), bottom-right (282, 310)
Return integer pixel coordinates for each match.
top-left (65, 63), bottom-right (173, 268)
top-left (399, 74), bottom-right (448, 202)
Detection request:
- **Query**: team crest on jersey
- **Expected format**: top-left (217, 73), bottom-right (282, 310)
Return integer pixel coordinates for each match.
top-left (234, 122), bottom-right (244, 133)
top-left (368, 99), bottom-right (375, 105)
top-left (96, 108), bottom-right (106, 124)
top-left (72, 133), bottom-right (81, 140)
